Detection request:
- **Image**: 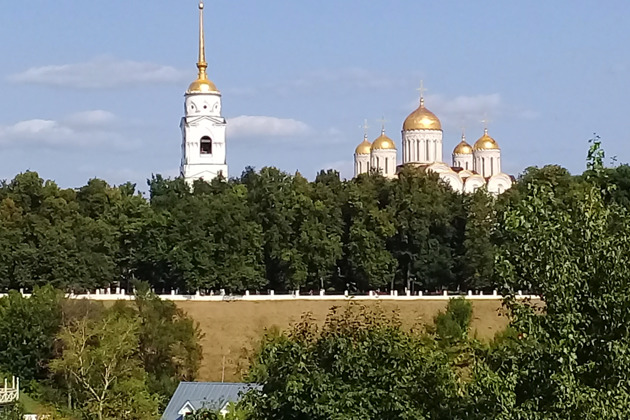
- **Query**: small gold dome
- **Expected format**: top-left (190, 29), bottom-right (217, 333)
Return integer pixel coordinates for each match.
top-left (371, 131), bottom-right (396, 150)
top-left (473, 129), bottom-right (500, 151)
top-left (453, 140), bottom-right (473, 155)
top-left (355, 136), bottom-right (372, 154)
top-left (187, 76), bottom-right (219, 94)
top-left (403, 99), bottom-right (442, 131)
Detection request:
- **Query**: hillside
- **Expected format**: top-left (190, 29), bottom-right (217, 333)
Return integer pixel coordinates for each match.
top-left (176, 299), bottom-right (518, 382)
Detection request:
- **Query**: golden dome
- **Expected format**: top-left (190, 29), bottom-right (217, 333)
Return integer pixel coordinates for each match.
top-left (473, 129), bottom-right (500, 151)
top-left (403, 98), bottom-right (442, 131)
top-left (187, 77), bottom-right (218, 94)
top-left (371, 130), bottom-right (396, 150)
top-left (453, 138), bottom-right (473, 155)
top-left (355, 136), bottom-right (372, 154)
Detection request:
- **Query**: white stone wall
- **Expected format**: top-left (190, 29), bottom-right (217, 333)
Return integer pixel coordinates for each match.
top-left (354, 153), bottom-right (370, 176)
top-left (438, 172), bottom-right (464, 192)
top-left (371, 149), bottom-right (397, 177)
top-left (487, 173), bottom-right (513, 195)
top-left (453, 153), bottom-right (473, 171)
top-left (2, 289), bottom-right (538, 302)
top-left (473, 149), bottom-right (501, 178)
top-left (402, 130), bottom-right (442, 164)
top-left (464, 175), bottom-right (486, 193)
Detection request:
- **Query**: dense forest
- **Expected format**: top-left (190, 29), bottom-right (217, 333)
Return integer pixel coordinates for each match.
top-left (0, 140), bottom-right (629, 295)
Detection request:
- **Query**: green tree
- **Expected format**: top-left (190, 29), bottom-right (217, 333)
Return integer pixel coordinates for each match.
top-left (459, 189), bottom-right (496, 290)
top-left (343, 176), bottom-right (396, 291)
top-left (388, 167), bottom-right (462, 291)
top-left (0, 286), bottom-right (62, 382)
top-left (244, 304), bottom-right (460, 419)
top-left (0, 172), bottom-right (117, 291)
top-left (50, 310), bottom-right (158, 420)
top-left (122, 287), bottom-right (203, 405)
top-left (469, 166), bottom-right (630, 417)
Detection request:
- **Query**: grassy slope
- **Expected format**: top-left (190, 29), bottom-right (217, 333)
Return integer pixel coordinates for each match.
top-left (175, 299), bottom-right (514, 382)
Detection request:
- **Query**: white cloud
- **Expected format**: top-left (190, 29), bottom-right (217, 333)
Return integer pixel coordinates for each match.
top-left (415, 93), bottom-right (539, 129)
top-left (8, 57), bottom-right (188, 89)
top-left (228, 115), bottom-right (311, 139)
top-left (423, 93), bottom-right (502, 127)
top-left (63, 110), bottom-right (118, 128)
top-left (0, 110), bottom-right (136, 149)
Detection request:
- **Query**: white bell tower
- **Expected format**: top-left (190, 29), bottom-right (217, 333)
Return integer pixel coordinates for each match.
top-left (180, 1), bottom-right (228, 184)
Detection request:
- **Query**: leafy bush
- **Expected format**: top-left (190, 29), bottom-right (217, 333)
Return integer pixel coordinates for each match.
top-left (433, 297), bottom-right (472, 342)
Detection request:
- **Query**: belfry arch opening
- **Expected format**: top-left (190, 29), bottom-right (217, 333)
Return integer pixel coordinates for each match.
top-left (200, 136), bottom-right (212, 154)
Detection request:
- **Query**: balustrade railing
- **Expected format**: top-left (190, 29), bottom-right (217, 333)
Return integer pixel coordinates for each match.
top-left (0, 376), bottom-right (19, 405)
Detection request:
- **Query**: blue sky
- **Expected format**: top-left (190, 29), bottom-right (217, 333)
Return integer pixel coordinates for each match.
top-left (1, 0), bottom-right (629, 190)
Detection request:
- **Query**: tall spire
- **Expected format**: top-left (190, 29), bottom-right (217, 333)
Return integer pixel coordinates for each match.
top-left (196, 1), bottom-right (208, 80)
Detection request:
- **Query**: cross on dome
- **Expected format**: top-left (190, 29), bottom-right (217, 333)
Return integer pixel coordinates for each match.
top-left (416, 80), bottom-right (427, 106)
top-left (361, 119), bottom-right (369, 139)
top-left (378, 116), bottom-right (389, 133)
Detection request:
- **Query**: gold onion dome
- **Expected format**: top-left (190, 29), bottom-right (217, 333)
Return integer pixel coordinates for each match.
top-left (453, 134), bottom-right (473, 154)
top-left (187, 2), bottom-right (219, 94)
top-left (355, 135), bottom-right (372, 154)
top-left (188, 77), bottom-right (218, 94)
top-left (403, 98), bottom-right (442, 131)
top-left (371, 129), bottom-right (396, 150)
top-left (473, 128), bottom-right (500, 150)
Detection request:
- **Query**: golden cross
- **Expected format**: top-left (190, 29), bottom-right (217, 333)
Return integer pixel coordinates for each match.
top-left (361, 119), bottom-right (369, 137)
top-left (378, 116), bottom-right (389, 132)
top-left (416, 80), bottom-right (427, 103)
top-left (481, 116), bottom-right (491, 133)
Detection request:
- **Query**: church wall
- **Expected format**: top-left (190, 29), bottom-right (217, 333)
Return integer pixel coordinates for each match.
top-left (402, 130), bottom-right (442, 164)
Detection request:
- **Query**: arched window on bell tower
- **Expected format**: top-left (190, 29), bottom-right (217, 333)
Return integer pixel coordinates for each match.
top-left (200, 136), bottom-right (212, 154)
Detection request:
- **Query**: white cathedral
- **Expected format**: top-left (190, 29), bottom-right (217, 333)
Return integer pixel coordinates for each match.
top-left (354, 96), bottom-right (513, 194)
top-left (180, 2), bottom-right (228, 184)
top-left (179, 2), bottom-right (511, 194)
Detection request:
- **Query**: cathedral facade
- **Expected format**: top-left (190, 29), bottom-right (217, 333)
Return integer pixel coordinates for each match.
top-left (180, 2), bottom-right (228, 184)
top-left (354, 95), bottom-right (513, 194)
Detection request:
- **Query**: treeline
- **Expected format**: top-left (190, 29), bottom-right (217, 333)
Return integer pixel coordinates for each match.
top-left (1, 145), bottom-right (629, 294)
